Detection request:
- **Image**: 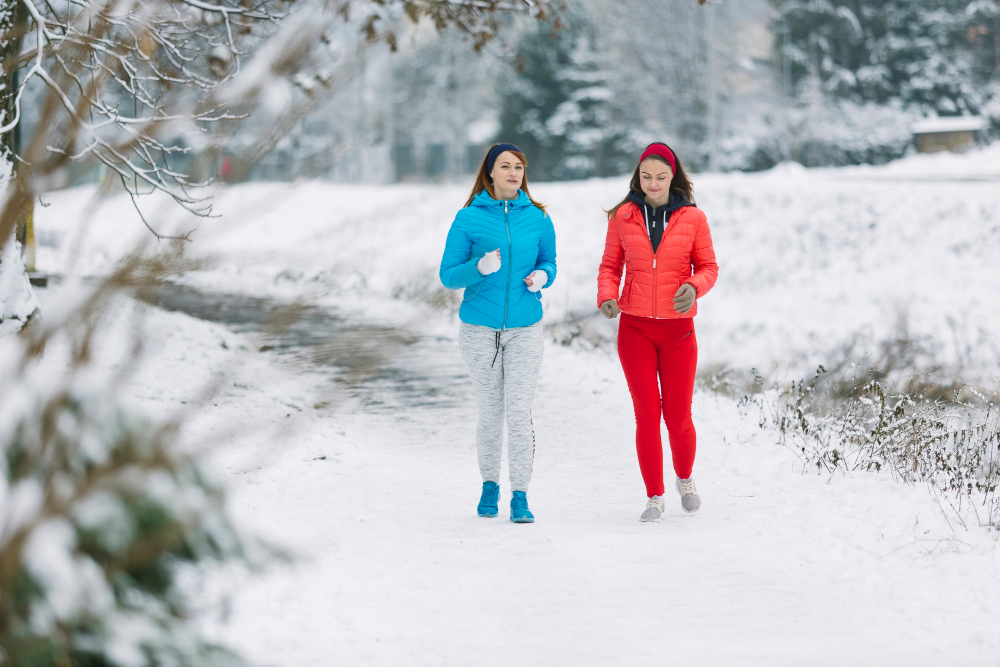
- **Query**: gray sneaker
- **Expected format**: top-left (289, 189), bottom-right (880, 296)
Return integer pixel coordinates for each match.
top-left (675, 478), bottom-right (701, 514)
top-left (640, 495), bottom-right (665, 522)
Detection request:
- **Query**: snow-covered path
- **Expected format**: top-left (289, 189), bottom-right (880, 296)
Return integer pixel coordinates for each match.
top-left (196, 312), bottom-right (1000, 665)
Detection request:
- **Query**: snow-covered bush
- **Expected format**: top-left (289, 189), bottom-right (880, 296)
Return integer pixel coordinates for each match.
top-left (0, 382), bottom-right (246, 665)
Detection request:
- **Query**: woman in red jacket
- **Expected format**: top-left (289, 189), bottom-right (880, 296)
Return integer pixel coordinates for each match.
top-left (597, 143), bottom-right (719, 521)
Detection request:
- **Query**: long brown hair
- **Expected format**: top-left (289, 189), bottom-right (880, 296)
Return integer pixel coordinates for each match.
top-left (606, 150), bottom-right (695, 220)
top-left (465, 144), bottom-right (546, 213)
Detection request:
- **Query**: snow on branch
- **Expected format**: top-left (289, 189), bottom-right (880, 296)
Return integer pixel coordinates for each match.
top-left (0, 0), bottom-right (292, 242)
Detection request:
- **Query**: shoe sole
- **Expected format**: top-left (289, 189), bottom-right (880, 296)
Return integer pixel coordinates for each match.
top-left (510, 517), bottom-right (534, 523)
top-left (478, 512), bottom-right (498, 518)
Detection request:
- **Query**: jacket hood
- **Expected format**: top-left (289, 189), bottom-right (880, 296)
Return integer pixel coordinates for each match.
top-left (471, 189), bottom-right (533, 210)
top-left (626, 189), bottom-right (692, 215)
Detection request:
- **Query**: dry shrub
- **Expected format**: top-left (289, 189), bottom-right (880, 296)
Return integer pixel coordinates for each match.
top-left (740, 367), bottom-right (1000, 531)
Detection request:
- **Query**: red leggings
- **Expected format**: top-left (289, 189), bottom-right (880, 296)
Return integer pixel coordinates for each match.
top-left (617, 313), bottom-right (698, 497)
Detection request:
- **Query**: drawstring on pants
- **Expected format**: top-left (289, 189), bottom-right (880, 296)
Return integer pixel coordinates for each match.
top-left (491, 330), bottom-right (501, 368)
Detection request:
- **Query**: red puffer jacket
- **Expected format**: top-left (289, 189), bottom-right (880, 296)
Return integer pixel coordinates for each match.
top-left (597, 200), bottom-right (718, 319)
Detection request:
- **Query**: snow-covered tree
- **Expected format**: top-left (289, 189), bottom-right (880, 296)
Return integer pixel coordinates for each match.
top-left (773, 0), bottom-right (997, 117)
top-left (968, 0), bottom-right (1000, 81)
top-left (587, 0), bottom-right (763, 172)
top-left (967, 0), bottom-right (1000, 134)
top-left (496, 9), bottom-right (634, 180)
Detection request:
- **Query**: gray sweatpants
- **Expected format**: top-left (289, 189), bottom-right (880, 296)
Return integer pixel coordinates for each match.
top-left (459, 321), bottom-right (544, 492)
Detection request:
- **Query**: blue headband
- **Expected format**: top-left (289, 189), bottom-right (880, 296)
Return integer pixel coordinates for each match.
top-left (486, 143), bottom-right (523, 174)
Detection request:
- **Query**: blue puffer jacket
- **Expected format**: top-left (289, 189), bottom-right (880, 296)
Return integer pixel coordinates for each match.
top-left (440, 190), bottom-right (557, 329)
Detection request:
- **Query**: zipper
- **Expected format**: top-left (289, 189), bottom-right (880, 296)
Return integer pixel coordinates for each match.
top-left (652, 252), bottom-right (657, 318)
top-left (643, 205), bottom-right (675, 317)
top-left (501, 199), bottom-right (512, 330)
top-left (642, 205), bottom-right (659, 318)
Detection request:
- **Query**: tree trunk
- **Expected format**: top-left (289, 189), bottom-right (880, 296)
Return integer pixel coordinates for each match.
top-left (2, 0), bottom-right (32, 246)
top-left (1, 1), bottom-right (39, 330)
top-left (1, 0), bottom-right (29, 159)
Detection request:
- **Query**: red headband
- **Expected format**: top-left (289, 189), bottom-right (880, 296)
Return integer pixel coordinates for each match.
top-left (639, 143), bottom-right (676, 175)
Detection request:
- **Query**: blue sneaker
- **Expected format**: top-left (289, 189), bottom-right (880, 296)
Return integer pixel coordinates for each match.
top-left (477, 481), bottom-right (500, 517)
top-left (509, 491), bottom-right (534, 523)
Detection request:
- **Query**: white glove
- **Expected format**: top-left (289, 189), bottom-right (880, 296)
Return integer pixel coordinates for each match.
top-left (525, 270), bottom-right (548, 292)
top-left (477, 249), bottom-right (501, 276)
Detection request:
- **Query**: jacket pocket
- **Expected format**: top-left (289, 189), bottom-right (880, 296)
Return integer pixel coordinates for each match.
top-left (621, 275), bottom-right (634, 307)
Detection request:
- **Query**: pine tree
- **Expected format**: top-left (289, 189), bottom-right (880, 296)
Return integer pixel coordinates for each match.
top-left (496, 12), bottom-right (633, 181)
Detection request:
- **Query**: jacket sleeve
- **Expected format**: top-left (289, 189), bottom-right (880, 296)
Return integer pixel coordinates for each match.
top-left (597, 213), bottom-right (625, 308)
top-left (685, 213), bottom-right (719, 297)
top-left (533, 213), bottom-right (557, 288)
top-left (439, 215), bottom-right (485, 290)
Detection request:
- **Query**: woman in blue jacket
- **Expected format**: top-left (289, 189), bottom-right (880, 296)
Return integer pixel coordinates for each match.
top-left (439, 143), bottom-right (557, 523)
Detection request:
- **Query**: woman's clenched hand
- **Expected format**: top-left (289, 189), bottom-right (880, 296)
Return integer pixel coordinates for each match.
top-left (477, 249), bottom-right (501, 276)
top-left (673, 283), bottom-right (696, 314)
top-left (524, 270), bottom-right (548, 292)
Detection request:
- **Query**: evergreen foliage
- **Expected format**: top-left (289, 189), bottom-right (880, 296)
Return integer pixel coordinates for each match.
top-left (774, 0), bottom-right (1000, 117)
top-left (0, 376), bottom-right (250, 666)
top-left (0, 254), bottom-right (264, 666)
top-left (496, 12), bottom-right (634, 181)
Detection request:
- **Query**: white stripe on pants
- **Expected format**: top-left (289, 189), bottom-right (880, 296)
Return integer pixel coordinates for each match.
top-left (459, 321), bottom-right (544, 492)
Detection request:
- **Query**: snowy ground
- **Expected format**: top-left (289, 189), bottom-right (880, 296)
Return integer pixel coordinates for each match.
top-left (28, 146), bottom-right (1000, 664)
